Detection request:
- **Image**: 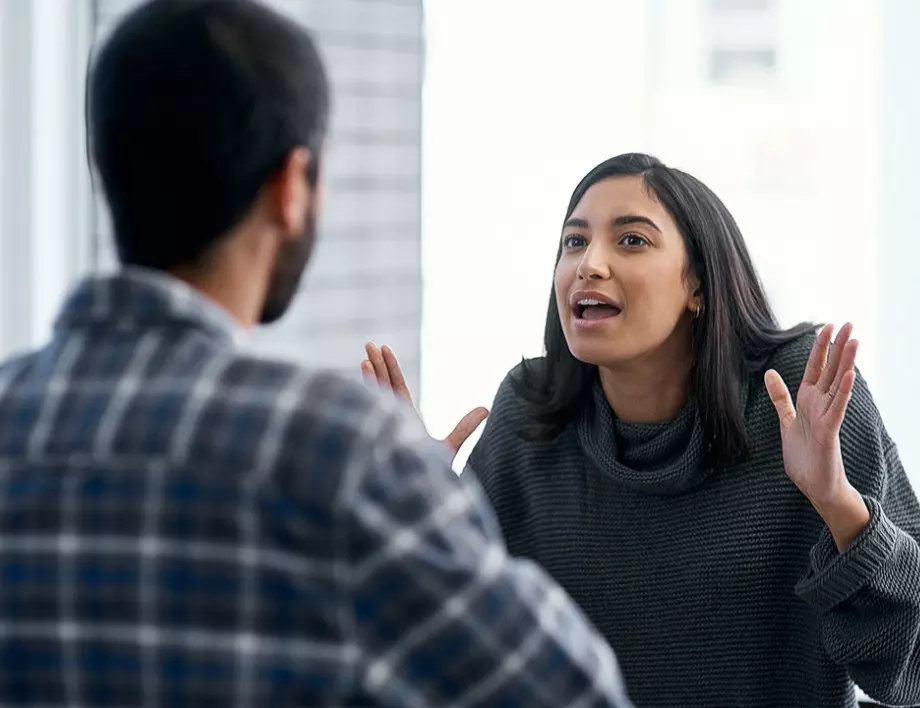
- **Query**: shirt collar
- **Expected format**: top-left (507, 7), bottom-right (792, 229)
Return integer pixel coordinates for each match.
top-left (55, 267), bottom-right (249, 348)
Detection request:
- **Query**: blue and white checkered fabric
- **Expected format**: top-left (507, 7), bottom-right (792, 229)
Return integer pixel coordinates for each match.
top-left (0, 268), bottom-right (632, 707)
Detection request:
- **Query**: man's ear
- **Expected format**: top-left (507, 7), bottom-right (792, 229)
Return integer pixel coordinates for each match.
top-left (271, 146), bottom-right (312, 239)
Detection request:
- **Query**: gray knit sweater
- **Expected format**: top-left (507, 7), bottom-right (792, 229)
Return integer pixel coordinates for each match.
top-left (467, 335), bottom-right (920, 708)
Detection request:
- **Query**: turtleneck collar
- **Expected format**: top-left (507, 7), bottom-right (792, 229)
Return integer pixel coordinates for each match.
top-left (576, 373), bottom-right (749, 496)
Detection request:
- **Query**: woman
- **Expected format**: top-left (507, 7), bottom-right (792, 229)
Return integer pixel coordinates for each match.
top-left (362, 154), bottom-right (920, 708)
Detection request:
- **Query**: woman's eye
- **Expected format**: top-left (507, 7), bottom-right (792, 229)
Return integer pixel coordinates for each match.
top-left (620, 233), bottom-right (649, 248)
top-left (562, 234), bottom-right (587, 249)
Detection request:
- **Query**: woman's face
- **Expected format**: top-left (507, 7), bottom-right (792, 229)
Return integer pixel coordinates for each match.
top-left (554, 175), bottom-right (700, 368)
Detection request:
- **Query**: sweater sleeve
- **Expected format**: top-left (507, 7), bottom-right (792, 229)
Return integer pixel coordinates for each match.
top-left (795, 374), bottom-right (920, 707)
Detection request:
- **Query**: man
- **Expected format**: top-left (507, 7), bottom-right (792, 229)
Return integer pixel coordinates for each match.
top-left (0, 1), bottom-right (634, 706)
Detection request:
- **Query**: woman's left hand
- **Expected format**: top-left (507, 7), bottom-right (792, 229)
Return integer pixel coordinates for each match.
top-left (765, 323), bottom-right (870, 549)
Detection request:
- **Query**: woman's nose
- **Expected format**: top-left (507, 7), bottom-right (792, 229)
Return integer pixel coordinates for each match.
top-left (577, 248), bottom-right (610, 280)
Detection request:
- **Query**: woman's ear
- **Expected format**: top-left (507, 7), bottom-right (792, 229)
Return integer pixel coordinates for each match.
top-left (690, 294), bottom-right (704, 318)
top-left (686, 272), bottom-right (704, 314)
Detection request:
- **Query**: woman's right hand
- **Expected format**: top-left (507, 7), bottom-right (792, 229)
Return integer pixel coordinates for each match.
top-left (362, 343), bottom-right (488, 458)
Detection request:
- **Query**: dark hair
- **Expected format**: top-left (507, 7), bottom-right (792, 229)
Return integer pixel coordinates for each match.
top-left (512, 153), bottom-right (815, 464)
top-left (88, 0), bottom-right (330, 270)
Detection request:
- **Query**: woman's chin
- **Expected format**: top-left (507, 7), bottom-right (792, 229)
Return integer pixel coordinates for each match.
top-left (566, 342), bottom-right (631, 369)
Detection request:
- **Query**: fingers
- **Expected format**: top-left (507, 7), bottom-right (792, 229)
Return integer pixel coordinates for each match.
top-left (816, 323), bottom-right (854, 393)
top-left (765, 369), bottom-right (796, 432)
top-left (381, 345), bottom-right (412, 403)
top-left (365, 342), bottom-right (391, 390)
top-left (826, 369), bottom-right (857, 432)
top-left (824, 337), bottom-right (858, 430)
top-left (445, 407), bottom-right (489, 454)
top-left (827, 336), bottom-right (858, 398)
top-left (803, 324), bottom-right (833, 386)
top-left (360, 359), bottom-right (376, 388)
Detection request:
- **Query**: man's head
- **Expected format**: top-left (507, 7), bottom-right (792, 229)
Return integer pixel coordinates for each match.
top-left (88, 0), bottom-right (329, 324)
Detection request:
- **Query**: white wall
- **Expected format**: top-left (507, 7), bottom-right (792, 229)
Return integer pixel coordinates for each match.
top-left (0, 0), bottom-right (94, 359)
top-left (878, 0), bottom-right (920, 486)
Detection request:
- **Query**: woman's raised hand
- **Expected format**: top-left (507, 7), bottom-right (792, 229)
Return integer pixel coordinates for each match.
top-left (362, 343), bottom-right (488, 458)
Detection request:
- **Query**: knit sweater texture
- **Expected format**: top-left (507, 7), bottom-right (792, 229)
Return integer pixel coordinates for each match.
top-left (467, 334), bottom-right (920, 708)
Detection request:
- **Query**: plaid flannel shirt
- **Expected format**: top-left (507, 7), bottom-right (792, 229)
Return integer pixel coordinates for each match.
top-left (0, 269), bottom-right (633, 707)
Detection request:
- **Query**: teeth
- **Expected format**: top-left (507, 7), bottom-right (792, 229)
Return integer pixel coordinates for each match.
top-left (578, 299), bottom-right (603, 306)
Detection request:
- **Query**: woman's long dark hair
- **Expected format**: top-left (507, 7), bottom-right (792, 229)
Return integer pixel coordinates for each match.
top-left (512, 153), bottom-right (815, 464)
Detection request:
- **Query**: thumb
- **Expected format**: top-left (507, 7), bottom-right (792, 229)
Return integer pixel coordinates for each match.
top-left (764, 369), bottom-right (796, 432)
top-left (445, 407), bottom-right (489, 454)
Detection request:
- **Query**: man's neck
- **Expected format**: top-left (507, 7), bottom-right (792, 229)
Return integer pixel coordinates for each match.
top-left (170, 255), bottom-right (265, 330)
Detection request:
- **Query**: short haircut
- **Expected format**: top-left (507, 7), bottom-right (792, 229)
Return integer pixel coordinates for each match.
top-left (88, 0), bottom-right (330, 269)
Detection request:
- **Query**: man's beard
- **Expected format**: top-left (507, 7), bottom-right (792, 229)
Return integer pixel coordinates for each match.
top-left (258, 203), bottom-right (316, 325)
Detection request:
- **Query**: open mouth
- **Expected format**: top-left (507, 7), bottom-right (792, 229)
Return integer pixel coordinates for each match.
top-left (574, 298), bottom-right (622, 321)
